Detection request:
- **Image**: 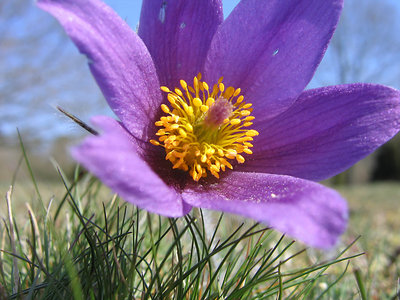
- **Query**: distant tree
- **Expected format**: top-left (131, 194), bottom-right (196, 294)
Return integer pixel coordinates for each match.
top-left (311, 0), bottom-right (400, 183)
top-left (0, 0), bottom-right (105, 143)
top-left (313, 0), bottom-right (400, 88)
top-left (2, 0), bottom-right (400, 181)
top-left (373, 134), bottom-right (400, 180)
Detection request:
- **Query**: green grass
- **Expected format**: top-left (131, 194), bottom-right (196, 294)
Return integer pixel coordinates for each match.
top-left (0, 172), bottom-right (363, 299)
top-left (336, 183), bottom-right (400, 298)
top-left (1, 144), bottom-right (399, 298)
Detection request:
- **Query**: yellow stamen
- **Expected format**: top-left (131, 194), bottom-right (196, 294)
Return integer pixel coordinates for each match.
top-left (150, 140), bottom-right (160, 146)
top-left (150, 74), bottom-right (258, 182)
top-left (230, 119), bottom-right (241, 125)
top-left (193, 98), bottom-right (202, 107)
top-left (201, 105), bottom-right (209, 113)
top-left (206, 98), bottom-right (215, 107)
top-left (160, 86), bottom-right (170, 93)
top-left (236, 155), bottom-right (245, 164)
top-left (161, 104), bottom-right (170, 114)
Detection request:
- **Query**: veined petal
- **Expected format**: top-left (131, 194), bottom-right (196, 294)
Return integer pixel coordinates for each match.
top-left (241, 84), bottom-right (400, 181)
top-left (139, 0), bottom-right (223, 88)
top-left (182, 172), bottom-right (348, 248)
top-left (204, 0), bottom-right (343, 120)
top-left (72, 116), bottom-right (191, 217)
top-left (38, 0), bottom-right (162, 139)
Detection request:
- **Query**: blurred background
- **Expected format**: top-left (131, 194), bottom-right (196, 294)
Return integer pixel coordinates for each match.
top-left (1, 0), bottom-right (400, 183)
top-left (2, 1), bottom-right (400, 296)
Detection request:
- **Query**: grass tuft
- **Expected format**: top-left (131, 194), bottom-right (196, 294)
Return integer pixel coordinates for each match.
top-left (0, 140), bottom-right (364, 299)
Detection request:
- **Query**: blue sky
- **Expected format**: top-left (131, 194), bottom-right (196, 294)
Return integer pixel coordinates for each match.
top-left (104, 0), bottom-right (400, 28)
top-left (1, 0), bottom-right (399, 143)
top-left (105, 0), bottom-right (241, 28)
top-left (0, 0), bottom-right (241, 140)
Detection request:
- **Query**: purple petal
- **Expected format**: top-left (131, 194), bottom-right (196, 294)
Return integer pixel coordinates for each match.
top-left (204, 0), bottom-right (343, 120)
top-left (182, 172), bottom-right (348, 248)
top-left (38, 0), bottom-right (162, 139)
top-left (138, 0), bottom-right (223, 88)
top-left (240, 84), bottom-right (400, 181)
top-left (72, 116), bottom-right (191, 217)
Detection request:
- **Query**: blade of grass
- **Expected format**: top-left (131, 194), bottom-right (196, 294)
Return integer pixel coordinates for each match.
top-left (354, 268), bottom-right (367, 300)
top-left (5, 186), bottom-right (20, 294)
top-left (17, 130), bottom-right (42, 204)
top-left (316, 261), bottom-right (351, 299)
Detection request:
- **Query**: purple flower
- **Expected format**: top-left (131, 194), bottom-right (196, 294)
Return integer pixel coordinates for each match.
top-left (38, 0), bottom-right (400, 248)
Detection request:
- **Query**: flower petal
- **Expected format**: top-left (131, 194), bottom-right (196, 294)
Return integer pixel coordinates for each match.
top-left (38, 0), bottom-right (162, 139)
top-left (204, 0), bottom-right (343, 119)
top-left (72, 116), bottom-right (191, 217)
top-left (182, 172), bottom-right (348, 248)
top-left (241, 84), bottom-right (400, 181)
top-left (138, 0), bottom-right (223, 88)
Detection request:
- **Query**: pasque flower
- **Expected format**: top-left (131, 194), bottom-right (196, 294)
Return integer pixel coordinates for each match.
top-left (38, 0), bottom-right (400, 248)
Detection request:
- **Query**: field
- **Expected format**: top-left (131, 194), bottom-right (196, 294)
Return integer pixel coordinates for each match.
top-left (336, 183), bottom-right (400, 298)
top-left (1, 163), bottom-right (399, 298)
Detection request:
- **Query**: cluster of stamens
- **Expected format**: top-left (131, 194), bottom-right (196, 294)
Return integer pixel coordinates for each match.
top-left (150, 74), bottom-right (259, 182)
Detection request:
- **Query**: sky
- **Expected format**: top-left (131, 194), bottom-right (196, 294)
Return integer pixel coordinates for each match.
top-left (104, 0), bottom-right (400, 28)
top-left (0, 0), bottom-right (240, 141)
top-left (1, 0), bottom-right (400, 145)
top-left (105, 0), bottom-right (241, 28)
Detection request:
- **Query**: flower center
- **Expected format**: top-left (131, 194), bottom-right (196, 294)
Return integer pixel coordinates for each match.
top-left (150, 74), bottom-right (259, 182)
